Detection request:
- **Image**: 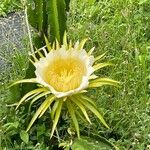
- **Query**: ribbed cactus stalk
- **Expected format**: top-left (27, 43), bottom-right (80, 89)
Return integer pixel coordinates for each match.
top-left (9, 0), bottom-right (70, 106)
top-left (27, 0), bottom-right (70, 44)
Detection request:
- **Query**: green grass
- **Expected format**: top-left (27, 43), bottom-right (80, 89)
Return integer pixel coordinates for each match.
top-left (67, 0), bottom-right (150, 149)
top-left (0, 0), bottom-right (22, 16)
top-left (0, 0), bottom-right (150, 149)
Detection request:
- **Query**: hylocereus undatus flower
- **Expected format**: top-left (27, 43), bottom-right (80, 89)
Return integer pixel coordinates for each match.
top-left (10, 34), bottom-right (119, 138)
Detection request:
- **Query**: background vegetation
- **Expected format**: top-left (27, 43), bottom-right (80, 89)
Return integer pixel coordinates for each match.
top-left (0, 0), bottom-right (22, 16)
top-left (67, 0), bottom-right (150, 149)
top-left (0, 0), bottom-right (150, 149)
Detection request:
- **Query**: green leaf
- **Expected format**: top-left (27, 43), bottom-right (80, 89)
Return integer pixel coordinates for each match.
top-left (47, 0), bottom-right (67, 43)
top-left (77, 38), bottom-right (88, 51)
top-left (26, 95), bottom-right (55, 132)
top-left (50, 99), bottom-right (63, 138)
top-left (93, 63), bottom-right (112, 71)
top-left (76, 95), bottom-right (96, 107)
top-left (75, 110), bottom-right (88, 123)
top-left (20, 130), bottom-right (29, 144)
top-left (27, 0), bottom-right (43, 31)
top-left (29, 91), bottom-right (51, 111)
top-left (77, 97), bottom-right (109, 129)
top-left (44, 35), bottom-right (52, 52)
top-left (89, 78), bottom-right (120, 88)
top-left (34, 47), bottom-right (44, 58)
top-left (4, 122), bottom-right (19, 132)
top-left (139, 0), bottom-right (148, 5)
top-left (51, 100), bottom-right (59, 119)
top-left (70, 97), bottom-right (91, 124)
top-left (9, 85), bottom-right (21, 103)
top-left (16, 87), bottom-right (48, 109)
top-left (88, 47), bottom-right (95, 55)
top-left (27, 2), bottom-right (38, 29)
top-left (72, 136), bottom-right (118, 150)
top-left (94, 52), bottom-right (107, 62)
top-left (63, 31), bottom-right (68, 49)
top-left (39, 96), bottom-right (55, 118)
top-left (66, 100), bottom-right (80, 138)
top-left (21, 62), bottom-right (37, 95)
top-left (9, 78), bottom-right (37, 88)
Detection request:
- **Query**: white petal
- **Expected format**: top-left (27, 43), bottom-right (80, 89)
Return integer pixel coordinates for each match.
top-left (34, 44), bottom-right (95, 98)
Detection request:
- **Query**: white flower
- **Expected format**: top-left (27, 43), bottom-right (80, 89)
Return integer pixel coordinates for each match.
top-left (34, 47), bottom-right (94, 98)
top-left (11, 36), bottom-right (119, 138)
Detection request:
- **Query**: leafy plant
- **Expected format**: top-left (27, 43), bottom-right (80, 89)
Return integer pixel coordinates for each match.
top-left (71, 136), bottom-right (118, 150)
top-left (0, 0), bottom-right (22, 16)
top-left (10, 35), bottom-right (119, 139)
top-left (1, 0), bottom-right (149, 149)
top-left (67, 0), bottom-right (150, 149)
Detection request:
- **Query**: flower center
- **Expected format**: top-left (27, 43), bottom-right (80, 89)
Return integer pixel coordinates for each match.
top-left (43, 56), bottom-right (86, 92)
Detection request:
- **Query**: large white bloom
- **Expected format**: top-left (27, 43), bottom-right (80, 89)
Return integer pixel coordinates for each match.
top-left (34, 47), bottom-right (94, 98)
top-left (11, 37), bottom-right (119, 138)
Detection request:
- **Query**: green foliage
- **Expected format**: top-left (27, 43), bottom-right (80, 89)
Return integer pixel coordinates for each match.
top-left (0, 0), bottom-right (22, 16)
top-left (0, 121), bottom-right (19, 148)
top-left (72, 136), bottom-right (117, 150)
top-left (0, 0), bottom-right (150, 149)
top-left (0, 44), bottom-right (29, 93)
top-left (9, 36), bottom-right (119, 141)
top-left (20, 130), bottom-right (29, 144)
top-left (27, 0), bottom-right (69, 43)
top-left (68, 0), bottom-right (150, 149)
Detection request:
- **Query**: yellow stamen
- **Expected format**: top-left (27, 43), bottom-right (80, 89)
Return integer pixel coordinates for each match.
top-left (43, 57), bottom-right (86, 92)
